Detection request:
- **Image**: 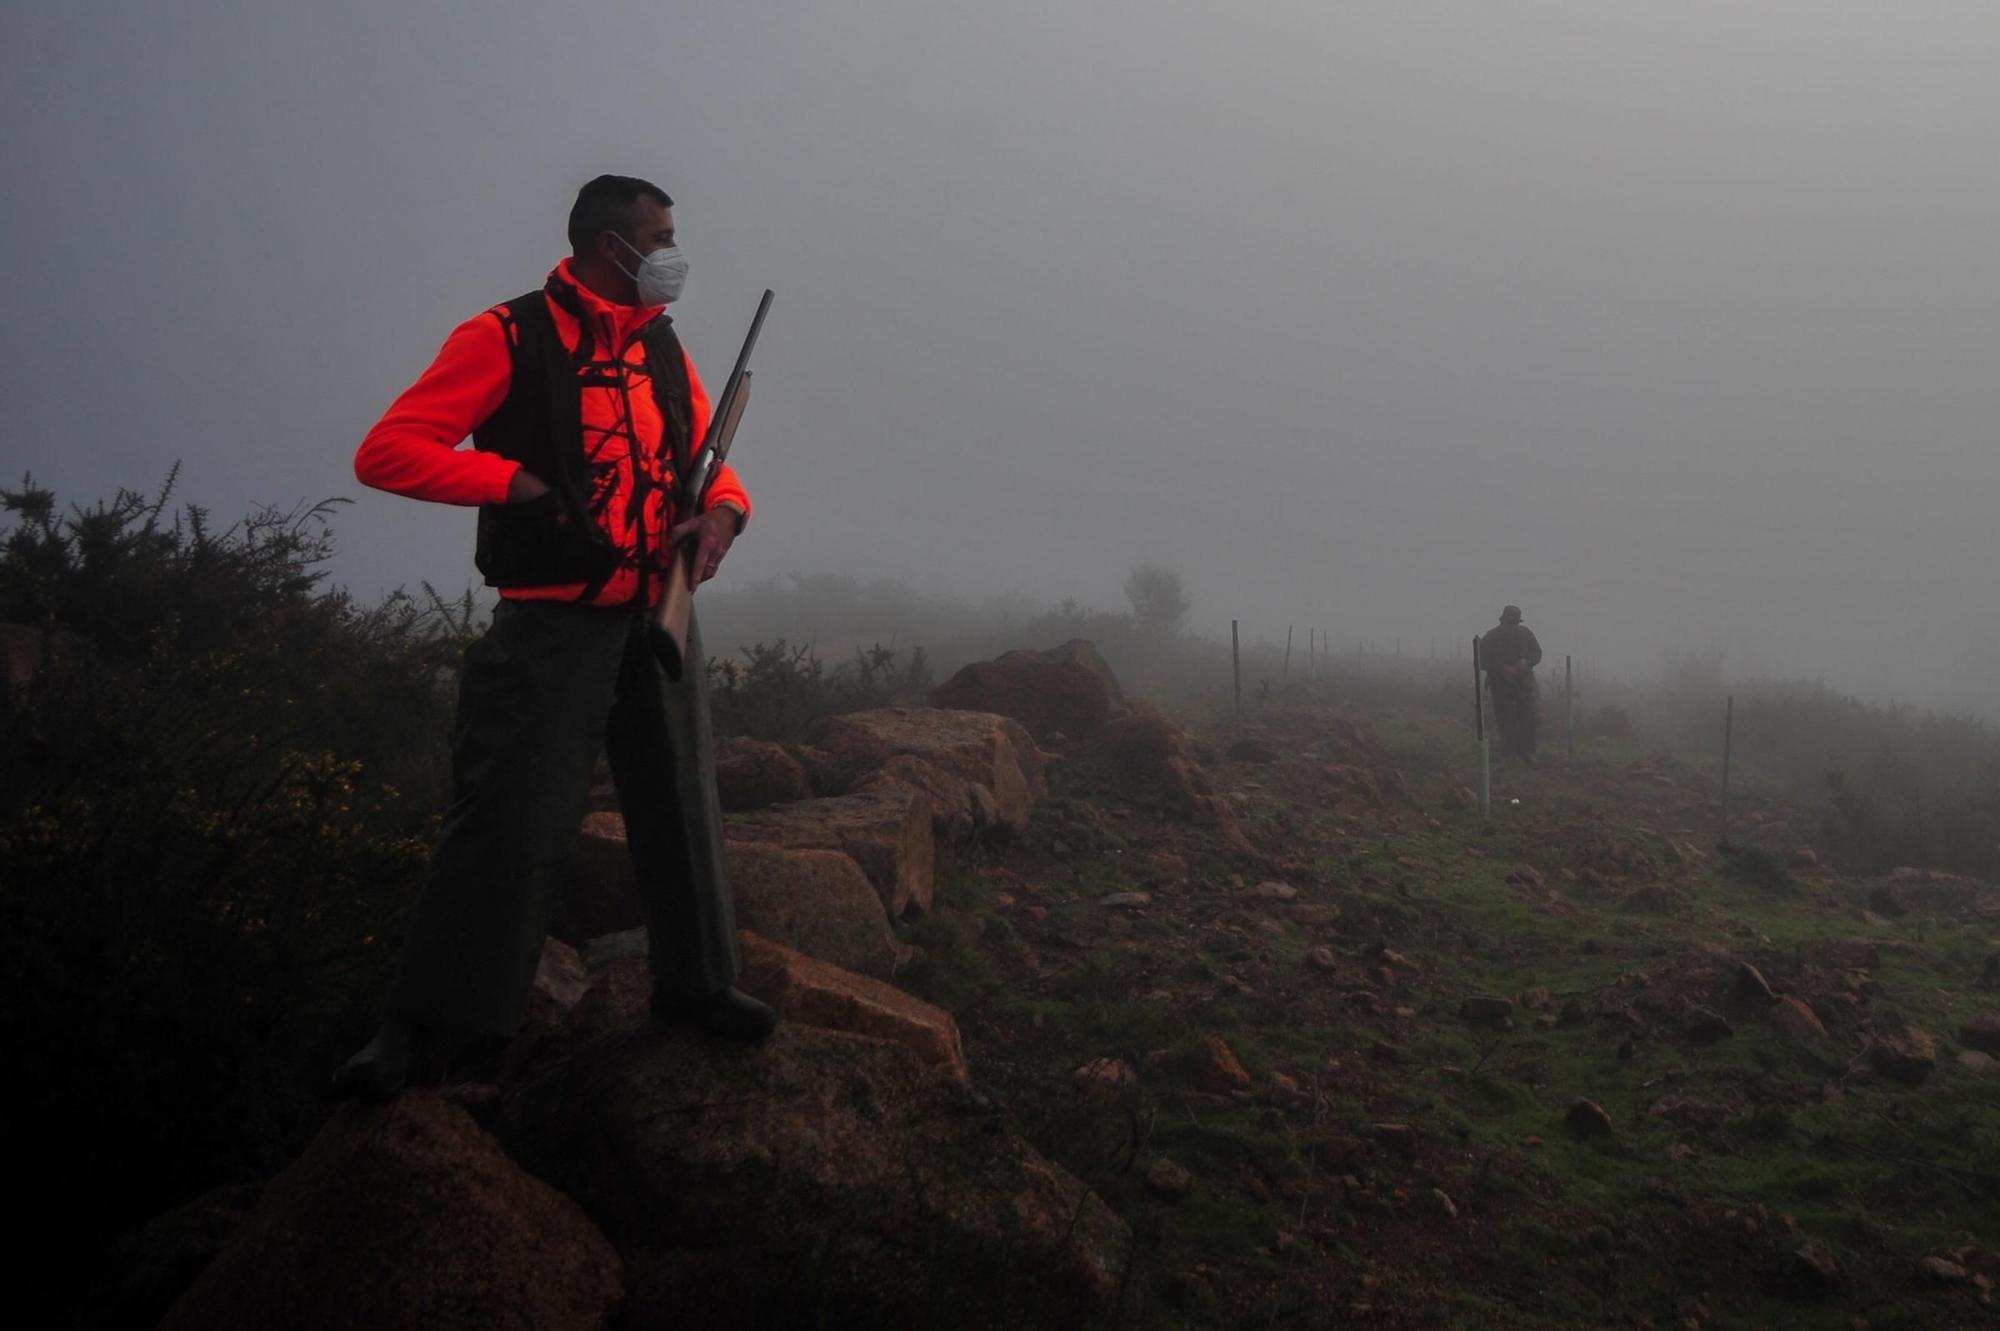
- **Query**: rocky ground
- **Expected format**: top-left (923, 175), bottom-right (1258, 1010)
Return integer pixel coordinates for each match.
top-left (122, 646), bottom-right (2000, 1330)
top-left (899, 681), bottom-right (2000, 1329)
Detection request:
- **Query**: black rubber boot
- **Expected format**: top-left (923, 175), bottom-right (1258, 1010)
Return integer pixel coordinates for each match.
top-left (653, 986), bottom-right (777, 1043)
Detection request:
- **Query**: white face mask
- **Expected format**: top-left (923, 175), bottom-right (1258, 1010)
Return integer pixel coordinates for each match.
top-left (611, 234), bottom-right (688, 306)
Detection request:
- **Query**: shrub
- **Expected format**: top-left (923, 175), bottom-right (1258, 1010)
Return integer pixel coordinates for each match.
top-left (1121, 563), bottom-right (1190, 638)
top-left (0, 473), bottom-right (471, 1310)
top-left (1717, 844), bottom-right (1792, 893)
top-left (706, 638), bottom-right (934, 741)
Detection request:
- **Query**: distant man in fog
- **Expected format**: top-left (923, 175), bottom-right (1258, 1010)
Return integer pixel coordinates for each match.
top-left (1483, 605), bottom-right (1543, 764)
top-left (331, 174), bottom-right (775, 1102)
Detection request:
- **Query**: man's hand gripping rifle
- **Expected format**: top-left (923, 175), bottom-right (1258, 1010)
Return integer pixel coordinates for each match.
top-left (650, 288), bottom-right (773, 680)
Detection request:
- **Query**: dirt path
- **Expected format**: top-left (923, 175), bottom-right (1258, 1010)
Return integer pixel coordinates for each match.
top-left (900, 693), bottom-right (2000, 1329)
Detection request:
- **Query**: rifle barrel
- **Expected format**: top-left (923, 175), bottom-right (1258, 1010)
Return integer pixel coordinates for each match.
top-left (702, 288), bottom-right (774, 459)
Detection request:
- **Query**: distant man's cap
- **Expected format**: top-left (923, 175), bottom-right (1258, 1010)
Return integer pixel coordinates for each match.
top-left (1500, 605), bottom-right (1522, 623)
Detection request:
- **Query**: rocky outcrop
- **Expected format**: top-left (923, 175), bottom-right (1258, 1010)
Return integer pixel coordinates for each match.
top-left (1767, 996), bottom-right (1830, 1043)
top-left (726, 789), bottom-right (935, 917)
top-left (725, 843), bottom-right (908, 978)
top-left (497, 1025), bottom-right (1127, 1329)
top-left (1092, 709), bottom-right (1218, 821)
top-left (714, 737), bottom-right (814, 812)
top-left (161, 1094), bottom-right (621, 1331)
top-left (1042, 638), bottom-right (1124, 706)
top-left (1961, 1013), bottom-right (2000, 1056)
top-left (554, 931), bottom-right (964, 1081)
top-left (1871, 1028), bottom-right (1938, 1087)
top-left (567, 709), bottom-right (1044, 951)
top-left (739, 932), bottom-right (967, 1079)
top-left (562, 813), bottom-right (910, 976)
top-left (809, 708), bottom-right (1044, 839)
top-left (853, 757), bottom-right (1003, 841)
top-left (929, 643), bottom-right (1117, 739)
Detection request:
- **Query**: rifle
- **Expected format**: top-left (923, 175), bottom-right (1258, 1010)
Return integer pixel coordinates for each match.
top-left (650, 287), bottom-right (774, 679)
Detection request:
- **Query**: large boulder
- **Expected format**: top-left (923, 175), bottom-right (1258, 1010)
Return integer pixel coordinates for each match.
top-left (853, 756), bottom-right (1007, 842)
top-left (1090, 709), bottom-right (1261, 859)
top-left (1043, 638), bottom-right (1124, 705)
top-left (1092, 708), bottom-right (1224, 824)
top-left (160, 1094), bottom-right (621, 1331)
top-left (807, 708), bottom-right (1044, 839)
top-left (713, 737), bottom-right (814, 812)
top-left (726, 790), bottom-right (935, 916)
top-left (738, 931), bottom-right (968, 1081)
top-left (496, 1025), bottom-right (1128, 1330)
top-left (929, 646), bottom-right (1115, 739)
top-left (724, 843), bottom-right (907, 978)
top-left (558, 935), bottom-right (967, 1082)
top-left (1767, 996), bottom-right (1830, 1044)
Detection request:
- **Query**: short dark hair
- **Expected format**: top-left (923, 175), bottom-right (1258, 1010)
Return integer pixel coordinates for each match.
top-left (567, 174), bottom-right (674, 255)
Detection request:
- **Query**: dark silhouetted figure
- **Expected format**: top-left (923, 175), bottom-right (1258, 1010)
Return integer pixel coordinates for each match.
top-left (1483, 605), bottom-right (1543, 764)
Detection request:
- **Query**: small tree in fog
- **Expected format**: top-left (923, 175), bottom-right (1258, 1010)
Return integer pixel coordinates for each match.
top-left (1123, 563), bottom-right (1190, 637)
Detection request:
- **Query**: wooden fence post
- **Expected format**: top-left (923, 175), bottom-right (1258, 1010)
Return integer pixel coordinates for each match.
top-left (1720, 694), bottom-right (1734, 837)
top-left (1565, 655), bottom-right (1574, 761)
top-left (1474, 635), bottom-right (1490, 820)
top-left (1231, 619), bottom-right (1242, 732)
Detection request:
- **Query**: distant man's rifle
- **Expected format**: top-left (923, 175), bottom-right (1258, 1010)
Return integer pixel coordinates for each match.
top-left (650, 288), bottom-right (773, 680)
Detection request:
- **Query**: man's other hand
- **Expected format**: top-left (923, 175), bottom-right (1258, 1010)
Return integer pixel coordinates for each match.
top-left (668, 507), bottom-right (740, 584)
top-left (507, 470), bottom-right (553, 504)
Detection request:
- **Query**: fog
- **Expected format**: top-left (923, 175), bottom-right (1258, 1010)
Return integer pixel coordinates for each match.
top-left (6, 1), bottom-right (1999, 711)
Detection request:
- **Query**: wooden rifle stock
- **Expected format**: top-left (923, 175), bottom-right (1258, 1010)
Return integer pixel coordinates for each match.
top-left (652, 372), bottom-right (751, 678)
top-left (650, 288), bottom-right (772, 680)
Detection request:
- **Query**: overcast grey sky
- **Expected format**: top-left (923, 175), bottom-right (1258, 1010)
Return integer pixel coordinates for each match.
top-left (5, 2), bottom-right (1999, 709)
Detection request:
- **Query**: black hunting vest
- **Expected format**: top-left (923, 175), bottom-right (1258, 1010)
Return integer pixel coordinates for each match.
top-left (470, 276), bottom-right (692, 591)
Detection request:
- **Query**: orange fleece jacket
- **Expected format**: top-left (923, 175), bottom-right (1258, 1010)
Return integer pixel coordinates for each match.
top-left (355, 260), bottom-right (749, 607)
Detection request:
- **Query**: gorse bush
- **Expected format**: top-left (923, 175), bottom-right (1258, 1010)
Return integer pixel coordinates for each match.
top-left (0, 472), bottom-right (473, 1311)
top-left (707, 637), bottom-right (935, 741)
top-left (1717, 843), bottom-right (1793, 892)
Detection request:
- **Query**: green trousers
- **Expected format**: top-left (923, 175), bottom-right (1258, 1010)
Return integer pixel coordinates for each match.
top-left (386, 600), bottom-right (740, 1040)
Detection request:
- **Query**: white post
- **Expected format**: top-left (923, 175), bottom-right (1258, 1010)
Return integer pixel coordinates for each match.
top-left (1480, 732), bottom-right (1492, 821)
